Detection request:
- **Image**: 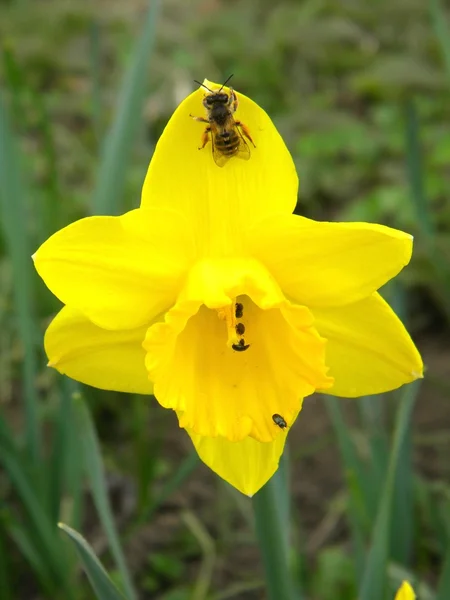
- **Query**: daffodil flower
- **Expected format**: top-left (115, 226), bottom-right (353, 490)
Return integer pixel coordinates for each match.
top-left (33, 80), bottom-right (423, 495)
top-left (394, 581), bottom-right (416, 600)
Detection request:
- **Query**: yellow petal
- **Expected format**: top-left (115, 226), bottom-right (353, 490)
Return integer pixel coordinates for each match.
top-left (143, 257), bottom-right (332, 441)
top-left (141, 80), bottom-right (297, 256)
top-left (33, 208), bottom-right (196, 330)
top-left (186, 425), bottom-right (290, 496)
top-left (45, 305), bottom-right (153, 394)
top-left (246, 214), bottom-right (413, 307)
top-left (313, 293), bottom-right (423, 397)
top-left (394, 581), bottom-right (416, 600)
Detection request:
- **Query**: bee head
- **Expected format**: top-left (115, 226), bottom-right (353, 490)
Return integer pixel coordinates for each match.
top-left (203, 92), bottom-right (229, 108)
top-left (194, 75), bottom-right (234, 110)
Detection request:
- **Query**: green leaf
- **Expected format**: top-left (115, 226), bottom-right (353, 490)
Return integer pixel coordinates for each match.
top-left (323, 395), bottom-right (367, 579)
top-left (6, 517), bottom-right (54, 594)
top-left (436, 538), bottom-right (450, 600)
top-left (359, 381), bottom-right (421, 600)
top-left (0, 419), bottom-right (74, 597)
top-left (312, 547), bottom-right (356, 600)
top-left (59, 523), bottom-right (127, 600)
top-left (89, 20), bottom-right (103, 144)
top-left (0, 522), bottom-right (13, 600)
top-left (252, 455), bottom-right (298, 600)
top-left (403, 98), bottom-right (450, 320)
top-left (430, 0), bottom-right (450, 82)
top-left (403, 98), bottom-right (434, 240)
top-left (0, 90), bottom-right (41, 467)
top-left (75, 396), bottom-right (138, 600)
top-left (357, 395), bottom-right (389, 520)
top-left (48, 379), bottom-right (74, 524)
top-left (390, 392), bottom-right (414, 565)
top-left (131, 449), bottom-right (200, 532)
top-left (92, 0), bottom-right (160, 215)
top-left (1, 42), bottom-right (27, 124)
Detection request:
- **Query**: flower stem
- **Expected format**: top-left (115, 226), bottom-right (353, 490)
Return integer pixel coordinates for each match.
top-left (252, 459), bottom-right (296, 600)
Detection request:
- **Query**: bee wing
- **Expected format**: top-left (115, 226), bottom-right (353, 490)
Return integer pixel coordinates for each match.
top-left (210, 131), bottom-right (231, 168)
top-left (235, 124), bottom-right (251, 161)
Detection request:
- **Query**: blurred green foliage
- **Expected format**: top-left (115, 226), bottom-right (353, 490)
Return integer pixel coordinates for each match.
top-left (1, 0), bottom-right (450, 599)
top-left (2, 0), bottom-right (450, 323)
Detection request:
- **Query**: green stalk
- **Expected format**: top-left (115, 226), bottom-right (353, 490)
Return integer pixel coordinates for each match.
top-left (323, 395), bottom-right (367, 579)
top-left (359, 381), bottom-right (420, 600)
top-left (0, 91), bottom-right (41, 466)
top-left (252, 459), bottom-right (296, 600)
top-left (403, 98), bottom-right (450, 318)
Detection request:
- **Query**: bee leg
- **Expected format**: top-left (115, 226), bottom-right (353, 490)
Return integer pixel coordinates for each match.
top-left (228, 89), bottom-right (238, 112)
top-left (236, 121), bottom-right (256, 148)
top-left (199, 127), bottom-right (211, 150)
top-left (190, 114), bottom-right (209, 123)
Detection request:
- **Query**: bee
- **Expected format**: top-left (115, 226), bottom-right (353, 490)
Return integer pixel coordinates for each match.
top-left (190, 75), bottom-right (256, 167)
top-left (235, 322), bottom-right (245, 335)
top-left (235, 302), bottom-right (244, 319)
top-left (272, 414), bottom-right (288, 429)
top-left (232, 338), bottom-right (250, 352)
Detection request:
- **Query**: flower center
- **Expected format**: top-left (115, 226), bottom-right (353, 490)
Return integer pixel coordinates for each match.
top-left (143, 257), bottom-right (333, 442)
top-left (144, 297), bottom-right (333, 442)
top-left (217, 297), bottom-right (250, 351)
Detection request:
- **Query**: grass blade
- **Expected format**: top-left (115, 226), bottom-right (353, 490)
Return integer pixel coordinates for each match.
top-left (92, 0), bottom-right (160, 215)
top-left (0, 90), bottom-right (41, 465)
top-left (59, 523), bottom-right (126, 600)
top-left (75, 396), bottom-right (137, 600)
top-left (358, 395), bottom-right (389, 520)
top-left (386, 278), bottom-right (414, 564)
top-left (0, 522), bottom-right (12, 600)
top-left (48, 379), bottom-right (75, 524)
top-left (390, 390), bottom-right (414, 565)
top-left (0, 424), bottom-right (74, 596)
top-left (252, 464), bottom-right (297, 600)
top-left (33, 93), bottom-right (62, 241)
top-left (5, 518), bottom-right (54, 594)
top-left (2, 42), bottom-right (27, 125)
top-left (430, 0), bottom-right (450, 81)
top-left (358, 381), bottom-right (420, 600)
top-left (182, 510), bottom-right (216, 600)
top-left (89, 20), bottom-right (103, 144)
top-left (131, 448), bottom-right (200, 531)
top-left (323, 395), bottom-right (368, 579)
top-left (403, 98), bottom-right (450, 318)
top-left (436, 542), bottom-right (450, 600)
top-left (65, 391), bottom-right (85, 532)
top-left (403, 98), bottom-right (433, 240)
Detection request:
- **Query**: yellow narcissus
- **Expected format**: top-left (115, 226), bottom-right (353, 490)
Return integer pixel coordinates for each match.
top-left (33, 79), bottom-right (423, 495)
top-left (394, 581), bottom-right (416, 600)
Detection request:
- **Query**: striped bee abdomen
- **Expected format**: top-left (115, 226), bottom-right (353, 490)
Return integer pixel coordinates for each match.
top-left (215, 130), bottom-right (240, 156)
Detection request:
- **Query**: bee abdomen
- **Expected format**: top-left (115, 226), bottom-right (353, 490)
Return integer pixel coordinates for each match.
top-left (216, 131), bottom-right (240, 156)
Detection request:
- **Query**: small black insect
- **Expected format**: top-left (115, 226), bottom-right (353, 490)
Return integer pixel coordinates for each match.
top-left (272, 414), bottom-right (288, 429)
top-left (235, 322), bottom-right (245, 335)
top-left (235, 302), bottom-right (244, 319)
top-left (232, 338), bottom-right (250, 352)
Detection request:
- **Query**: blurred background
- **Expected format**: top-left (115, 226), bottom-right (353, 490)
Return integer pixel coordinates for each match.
top-left (1, 0), bottom-right (450, 599)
